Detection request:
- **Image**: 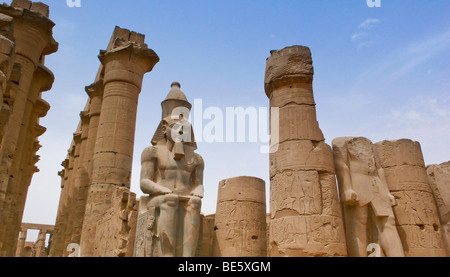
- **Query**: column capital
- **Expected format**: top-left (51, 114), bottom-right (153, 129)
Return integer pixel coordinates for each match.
top-left (33, 123), bottom-right (46, 137)
top-left (79, 111), bottom-right (90, 124)
top-left (61, 158), bottom-right (69, 170)
top-left (0, 4), bottom-right (58, 62)
top-left (32, 140), bottom-right (41, 152)
top-left (98, 40), bottom-right (159, 90)
top-left (32, 155), bottom-right (39, 165)
top-left (32, 98), bottom-right (50, 118)
top-left (85, 79), bottom-right (104, 99)
top-left (31, 64), bottom-right (54, 93)
top-left (73, 131), bottom-right (82, 145)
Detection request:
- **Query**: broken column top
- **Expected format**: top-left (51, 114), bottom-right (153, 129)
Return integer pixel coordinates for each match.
top-left (11, 0), bottom-right (49, 18)
top-left (265, 45), bottom-right (314, 97)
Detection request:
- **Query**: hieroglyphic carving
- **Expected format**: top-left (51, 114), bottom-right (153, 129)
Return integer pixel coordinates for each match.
top-left (213, 177), bottom-right (267, 257)
top-left (271, 171), bottom-right (322, 217)
top-left (269, 215), bottom-right (345, 257)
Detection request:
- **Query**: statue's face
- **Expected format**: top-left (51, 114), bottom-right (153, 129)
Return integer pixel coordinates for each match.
top-left (163, 117), bottom-right (192, 144)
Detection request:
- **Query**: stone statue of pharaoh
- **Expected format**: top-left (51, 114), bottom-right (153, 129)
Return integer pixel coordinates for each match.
top-left (333, 137), bottom-right (405, 257)
top-left (140, 82), bottom-right (204, 257)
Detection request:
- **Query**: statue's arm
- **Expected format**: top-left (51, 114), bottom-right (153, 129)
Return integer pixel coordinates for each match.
top-left (190, 154), bottom-right (204, 199)
top-left (140, 146), bottom-right (172, 195)
top-left (334, 145), bottom-right (358, 205)
top-left (377, 161), bottom-right (397, 206)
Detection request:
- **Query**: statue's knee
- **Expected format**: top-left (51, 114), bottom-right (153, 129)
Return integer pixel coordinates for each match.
top-left (187, 197), bottom-right (202, 210)
top-left (162, 194), bottom-right (179, 208)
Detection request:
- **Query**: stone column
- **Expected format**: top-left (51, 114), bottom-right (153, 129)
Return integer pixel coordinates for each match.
top-left (69, 111), bottom-right (90, 245)
top-left (34, 230), bottom-right (47, 257)
top-left (62, 132), bottom-right (82, 255)
top-left (0, 1), bottom-right (57, 203)
top-left (59, 146), bottom-right (75, 256)
top-left (80, 37), bottom-right (159, 257)
top-left (0, 13), bottom-right (15, 143)
top-left (3, 67), bottom-right (52, 254)
top-left (213, 176), bottom-right (267, 257)
top-left (374, 139), bottom-right (446, 257)
top-left (15, 229), bottom-right (27, 257)
top-left (17, 99), bottom-right (50, 201)
top-left (69, 82), bottom-right (104, 246)
top-left (48, 159), bottom-right (69, 257)
top-left (0, 1), bottom-right (57, 257)
top-left (0, 63), bottom-right (21, 147)
top-left (265, 46), bottom-right (347, 257)
top-left (427, 162), bottom-right (450, 256)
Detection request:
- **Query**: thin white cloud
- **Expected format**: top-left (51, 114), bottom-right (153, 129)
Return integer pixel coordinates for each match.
top-left (351, 32), bottom-right (367, 41)
top-left (389, 30), bottom-right (450, 80)
top-left (359, 18), bottom-right (380, 29)
top-left (351, 18), bottom-right (381, 50)
top-left (352, 28), bottom-right (450, 88)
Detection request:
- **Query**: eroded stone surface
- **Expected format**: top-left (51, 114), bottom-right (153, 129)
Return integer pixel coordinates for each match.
top-left (333, 137), bottom-right (405, 257)
top-left (0, 0), bottom-right (56, 257)
top-left (427, 162), bottom-right (450, 256)
top-left (374, 139), bottom-right (446, 257)
top-left (213, 177), bottom-right (267, 257)
top-left (265, 46), bottom-right (347, 257)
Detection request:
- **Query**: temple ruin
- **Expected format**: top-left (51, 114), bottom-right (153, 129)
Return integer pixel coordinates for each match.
top-left (0, 0), bottom-right (57, 257)
top-left (0, 0), bottom-right (448, 258)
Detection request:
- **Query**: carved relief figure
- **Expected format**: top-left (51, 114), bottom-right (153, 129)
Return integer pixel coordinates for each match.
top-left (139, 82), bottom-right (204, 257)
top-left (333, 137), bottom-right (404, 257)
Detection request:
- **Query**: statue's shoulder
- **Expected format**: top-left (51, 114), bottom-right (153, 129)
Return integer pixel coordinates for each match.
top-left (141, 146), bottom-right (159, 161)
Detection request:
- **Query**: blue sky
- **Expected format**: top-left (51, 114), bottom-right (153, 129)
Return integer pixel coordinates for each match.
top-left (20, 0), bottom-right (450, 240)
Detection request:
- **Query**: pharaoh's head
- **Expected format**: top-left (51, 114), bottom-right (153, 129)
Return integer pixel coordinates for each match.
top-left (152, 82), bottom-right (197, 161)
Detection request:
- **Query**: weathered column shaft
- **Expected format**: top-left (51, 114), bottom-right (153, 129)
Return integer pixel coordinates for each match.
top-left (62, 132), bottom-right (82, 256)
top-left (2, 67), bottom-right (52, 252)
top-left (34, 230), bottom-right (47, 257)
top-left (48, 161), bottom-right (69, 257)
top-left (265, 46), bottom-right (347, 257)
top-left (0, 13), bottom-right (15, 145)
top-left (15, 100), bottom-right (49, 221)
top-left (213, 176), bottom-right (267, 257)
top-left (374, 139), bottom-right (446, 257)
top-left (69, 84), bottom-right (104, 247)
top-left (58, 148), bottom-right (75, 256)
top-left (69, 111), bottom-right (90, 244)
